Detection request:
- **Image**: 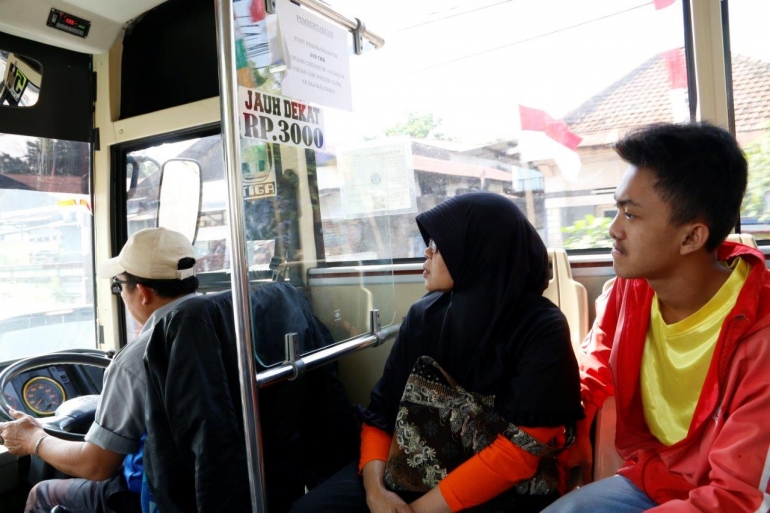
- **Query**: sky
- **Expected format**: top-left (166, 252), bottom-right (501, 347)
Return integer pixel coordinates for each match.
top-left (319, 0), bottom-right (770, 149)
top-left (2, 0), bottom-right (769, 159)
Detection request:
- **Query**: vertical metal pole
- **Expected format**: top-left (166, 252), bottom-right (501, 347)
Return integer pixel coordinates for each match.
top-left (213, 1), bottom-right (267, 512)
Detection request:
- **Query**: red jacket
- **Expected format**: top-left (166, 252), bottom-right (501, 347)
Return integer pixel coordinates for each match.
top-left (580, 242), bottom-right (770, 511)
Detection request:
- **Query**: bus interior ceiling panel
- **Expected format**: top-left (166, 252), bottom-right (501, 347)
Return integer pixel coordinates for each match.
top-left (0, 31), bottom-right (92, 142)
top-left (0, 0), bottom-right (169, 54)
top-left (120, 0), bottom-right (219, 119)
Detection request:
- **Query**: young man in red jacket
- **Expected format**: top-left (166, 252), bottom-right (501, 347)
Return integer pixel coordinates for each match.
top-left (544, 122), bottom-right (770, 512)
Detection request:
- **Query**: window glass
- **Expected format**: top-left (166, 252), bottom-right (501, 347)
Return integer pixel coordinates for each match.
top-left (321, 0), bottom-right (687, 254)
top-left (0, 134), bottom-right (94, 361)
top-left (730, 0), bottom-right (770, 243)
top-left (234, 0), bottom-right (398, 359)
top-left (124, 134), bottom-right (229, 337)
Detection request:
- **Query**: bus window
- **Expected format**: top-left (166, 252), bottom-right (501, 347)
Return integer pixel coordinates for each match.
top-left (122, 132), bottom-right (228, 337)
top-left (0, 134), bottom-right (95, 361)
top-left (318, 0), bottom-right (688, 257)
top-left (729, 0), bottom-right (770, 243)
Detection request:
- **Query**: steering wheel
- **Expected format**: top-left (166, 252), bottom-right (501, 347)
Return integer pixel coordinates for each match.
top-left (0, 350), bottom-right (113, 442)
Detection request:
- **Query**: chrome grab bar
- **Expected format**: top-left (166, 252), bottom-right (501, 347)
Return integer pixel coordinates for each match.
top-left (263, 0), bottom-right (385, 52)
top-left (257, 323), bottom-right (400, 388)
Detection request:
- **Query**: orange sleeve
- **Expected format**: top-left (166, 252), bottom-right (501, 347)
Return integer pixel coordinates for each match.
top-left (438, 426), bottom-right (563, 512)
top-left (358, 423), bottom-right (392, 473)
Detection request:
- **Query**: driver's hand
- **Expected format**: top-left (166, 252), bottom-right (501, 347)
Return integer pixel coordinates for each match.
top-left (0, 409), bottom-right (45, 456)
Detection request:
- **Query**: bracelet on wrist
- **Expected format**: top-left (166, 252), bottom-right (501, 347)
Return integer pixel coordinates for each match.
top-left (34, 434), bottom-right (48, 458)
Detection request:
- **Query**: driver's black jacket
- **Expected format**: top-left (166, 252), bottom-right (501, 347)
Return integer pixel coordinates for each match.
top-left (143, 282), bottom-right (359, 512)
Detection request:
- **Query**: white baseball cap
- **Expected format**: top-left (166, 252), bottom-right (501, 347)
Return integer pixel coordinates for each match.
top-left (98, 227), bottom-right (196, 280)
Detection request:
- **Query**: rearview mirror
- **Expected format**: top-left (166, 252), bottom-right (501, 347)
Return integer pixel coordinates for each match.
top-left (157, 159), bottom-right (202, 244)
top-left (0, 50), bottom-right (43, 107)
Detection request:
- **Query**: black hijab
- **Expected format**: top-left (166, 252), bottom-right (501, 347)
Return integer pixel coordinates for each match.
top-left (417, 191), bottom-right (549, 365)
top-left (367, 192), bottom-right (583, 430)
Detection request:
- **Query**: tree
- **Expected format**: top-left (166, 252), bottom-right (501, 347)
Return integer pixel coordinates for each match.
top-left (22, 138), bottom-right (89, 177)
top-left (741, 129), bottom-right (770, 223)
top-left (562, 214), bottom-right (613, 250)
top-left (384, 112), bottom-right (453, 140)
top-left (0, 153), bottom-right (31, 174)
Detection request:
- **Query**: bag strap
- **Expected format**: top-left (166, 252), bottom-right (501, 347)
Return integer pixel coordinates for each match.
top-left (504, 424), bottom-right (576, 459)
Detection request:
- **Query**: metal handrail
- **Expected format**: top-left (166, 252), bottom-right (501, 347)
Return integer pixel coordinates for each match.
top-left (256, 323), bottom-right (400, 388)
top-left (214, 1), bottom-right (267, 512)
top-left (215, 0), bottom-right (389, 509)
top-left (265, 0), bottom-right (385, 50)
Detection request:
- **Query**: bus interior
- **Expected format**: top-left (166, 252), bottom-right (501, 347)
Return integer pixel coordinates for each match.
top-left (0, 0), bottom-right (768, 510)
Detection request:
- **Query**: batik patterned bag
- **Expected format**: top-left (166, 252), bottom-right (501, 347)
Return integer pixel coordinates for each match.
top-left (384, 356), bottom-right (572, 498)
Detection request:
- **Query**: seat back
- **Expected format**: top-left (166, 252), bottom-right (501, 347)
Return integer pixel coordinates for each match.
top-left (726, 233), bottom-right (758, 248)
top-left (546, 248), bottom-right (590, 355)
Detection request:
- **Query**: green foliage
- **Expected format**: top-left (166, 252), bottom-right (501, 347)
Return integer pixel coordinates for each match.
top-left (741, 130), bottom-right (770, 223)
top-left (384, 112), bottom-right (453, 140)
top-left (562, 214), bottom-right (613, 249)
top-left (0, 153), bottom-right (30, 174)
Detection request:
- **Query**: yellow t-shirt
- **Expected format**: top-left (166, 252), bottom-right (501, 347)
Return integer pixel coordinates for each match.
top-left (641, 257), bottom-right (750, 446)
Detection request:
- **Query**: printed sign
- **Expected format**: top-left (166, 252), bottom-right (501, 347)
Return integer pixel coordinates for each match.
top-left (276, 0), bottom-right (353, 111)
top-left (233, 0), bottom-right (271, 70)
top-left (241, 138), bottom-right (277, 199)
top-left (338, 139), bottom-right (418, 218)
top-left (5, 63), bottom-right (28, 103)
top-left (239, 87), bottom-right (326, 151)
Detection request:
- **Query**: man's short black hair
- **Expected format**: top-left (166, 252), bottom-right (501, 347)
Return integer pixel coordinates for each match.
top-left (124, 257), bottom-right (199, 298)
top-left (615, 122), bottom-right (748, 251)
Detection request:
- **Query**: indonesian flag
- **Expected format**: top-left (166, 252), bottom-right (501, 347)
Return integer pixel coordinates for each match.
top-left (662, 48), bottom-right (688, 121)
top-left (515, 105), bottom-right (583, 181)
top-left (653, 0), bottom-right (675, 9)
top-left (663, 48), bottom-right (687, 89)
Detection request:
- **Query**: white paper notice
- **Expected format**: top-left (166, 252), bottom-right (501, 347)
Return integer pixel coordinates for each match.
top-left (276, 0), bottom-right (352, 111)
top-left (338, 139), bottom-right (417, 219)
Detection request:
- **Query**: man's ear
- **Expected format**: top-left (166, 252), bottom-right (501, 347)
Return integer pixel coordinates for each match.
top-left (680, 222), bottom-right (710, 256)
top-left (135, 283), bottom-right (154, 306)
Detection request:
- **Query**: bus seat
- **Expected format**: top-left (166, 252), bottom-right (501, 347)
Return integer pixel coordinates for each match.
top-left (593, 396), bottom-right (625, 481)
top-left (542, 253), bottom-right (559, 306)
top-left (726, 233), bottom-right (758, 248)
top-left (593, 276), bottom-right (621, 481)
top-left (331, 250), bottom-right (589, 407)
top-left (143, 285), bottom-right (358, 512)
top-left (546, 248), bottom-right (590, 355)
top-left (313, 284), bottom-right (385, 408)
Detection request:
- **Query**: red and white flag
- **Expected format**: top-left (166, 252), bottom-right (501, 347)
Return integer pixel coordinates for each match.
top-left (516, 105), bottom-right (583, 181)
top-left (662, 48), bottom-right (687, 89)
top-left (661, 48), bottom-right (688, 121)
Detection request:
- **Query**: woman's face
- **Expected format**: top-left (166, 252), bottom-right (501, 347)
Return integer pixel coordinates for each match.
top-left (423, 240), bottom-right (454, 292)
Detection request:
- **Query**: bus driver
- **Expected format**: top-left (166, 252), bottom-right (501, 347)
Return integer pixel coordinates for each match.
top-left (0, 228), bottom-right (199, 513)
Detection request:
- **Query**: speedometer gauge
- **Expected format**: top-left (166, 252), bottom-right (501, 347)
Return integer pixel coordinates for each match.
top-left (22, 377), bottom-right (66, 416)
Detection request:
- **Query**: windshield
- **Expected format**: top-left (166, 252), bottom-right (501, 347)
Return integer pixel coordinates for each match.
top-left (0, 133), bottom-right (95, 362)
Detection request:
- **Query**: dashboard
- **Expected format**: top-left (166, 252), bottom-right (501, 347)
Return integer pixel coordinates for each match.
top-left (2, 364), bottom-right (104, 417)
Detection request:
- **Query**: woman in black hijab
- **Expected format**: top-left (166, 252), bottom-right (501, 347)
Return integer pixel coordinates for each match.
top-left (292, 192), bottom-right (583, 512)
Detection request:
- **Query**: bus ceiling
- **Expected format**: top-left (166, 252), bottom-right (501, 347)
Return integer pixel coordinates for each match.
top-left (0, 0), bottom-right (169, 55)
